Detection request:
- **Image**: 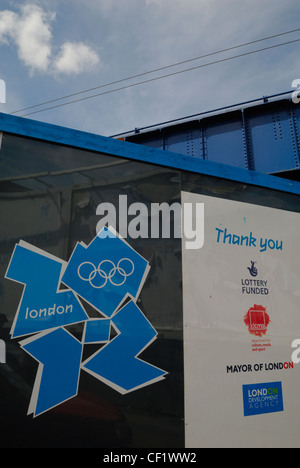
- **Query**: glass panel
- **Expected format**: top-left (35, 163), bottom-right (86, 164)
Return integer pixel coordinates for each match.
top-left (0, 133), bottom-right (184, 448)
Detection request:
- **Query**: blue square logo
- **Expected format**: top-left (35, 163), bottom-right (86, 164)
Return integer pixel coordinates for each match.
top-left (62, 228), bottom-right (149, 317)
top-left (243, 382), bottom-right (284, 417)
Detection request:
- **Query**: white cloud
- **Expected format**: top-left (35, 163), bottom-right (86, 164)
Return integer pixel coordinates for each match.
top-left (0, 4), bottom-right (53, 74)
top-left (0, 4), bottom-right (100, 76)
top-left (0, 10), bottom-right (18, 44)
top-left (17, 4), bottom-right (54, 74)
top-left (53, 41), bottom-right (100, 75)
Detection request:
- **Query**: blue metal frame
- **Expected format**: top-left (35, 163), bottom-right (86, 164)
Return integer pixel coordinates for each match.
top-left (111, 90), bottom-right (294, 138)
top-left (1, 111), bottom-right (300, 196)
top-left (118, 94), bottom-right (300, 177)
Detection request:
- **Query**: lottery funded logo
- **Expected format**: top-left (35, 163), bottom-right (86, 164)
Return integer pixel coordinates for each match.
top-left (241, 261), bottom-right (269, 296)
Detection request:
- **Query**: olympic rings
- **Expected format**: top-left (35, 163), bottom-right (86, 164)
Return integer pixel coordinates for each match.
top-left (77, 258), bottom-right (135, 289)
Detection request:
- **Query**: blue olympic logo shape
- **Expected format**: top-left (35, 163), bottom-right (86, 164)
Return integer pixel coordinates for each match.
top-left (77, 258), bottom-right (135, 289)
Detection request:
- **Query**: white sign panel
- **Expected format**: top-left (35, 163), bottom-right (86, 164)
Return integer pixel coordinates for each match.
top-left (182, 191), bottom-right (300, 448)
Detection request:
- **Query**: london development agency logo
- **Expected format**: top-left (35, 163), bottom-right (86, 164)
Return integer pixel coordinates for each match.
top-left (5, 227), bottom-right (167, 417)
top-left (243, 381), bottom-right (284, 417)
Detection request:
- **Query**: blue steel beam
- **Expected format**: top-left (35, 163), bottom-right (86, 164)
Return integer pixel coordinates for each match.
top-left (119, 94), bottom-right (300, 177)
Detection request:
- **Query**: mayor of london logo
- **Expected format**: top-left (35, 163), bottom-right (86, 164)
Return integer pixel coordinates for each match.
top-left (5, 227), bottom-right (167, 417)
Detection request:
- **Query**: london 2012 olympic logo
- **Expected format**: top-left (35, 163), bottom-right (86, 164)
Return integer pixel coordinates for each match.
top-left (78, 258), bottom-right (135, 288)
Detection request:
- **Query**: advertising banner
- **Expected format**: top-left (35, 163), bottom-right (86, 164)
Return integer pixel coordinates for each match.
top-left (182, 192), bottom-right (300, 448)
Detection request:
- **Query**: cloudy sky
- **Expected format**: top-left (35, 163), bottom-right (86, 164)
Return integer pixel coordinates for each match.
top-left (0, 0), bottom-right (299, 137)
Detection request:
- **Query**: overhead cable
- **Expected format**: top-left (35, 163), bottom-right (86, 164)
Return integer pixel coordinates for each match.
top-left (13, 35), bottom-right (300, 117)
